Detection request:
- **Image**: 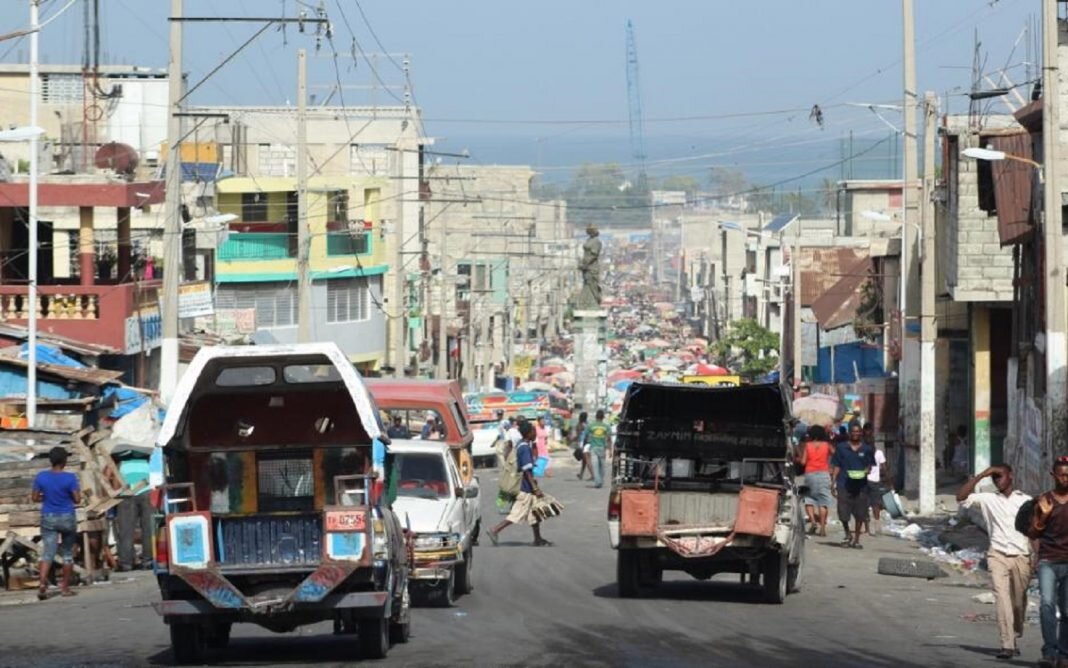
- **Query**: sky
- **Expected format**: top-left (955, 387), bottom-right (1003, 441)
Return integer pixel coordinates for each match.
top-left (0, 0), bottom-right (1040, 185)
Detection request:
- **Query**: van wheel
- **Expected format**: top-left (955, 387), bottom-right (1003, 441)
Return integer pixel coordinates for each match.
top-left (762, 552), bottom-right (788, 604)
top-left (169, 622), bottom-right (204, 665)
top-left (455, 548), bottom-right (474, 595)
top-left (617, 549), bottom-right (641, 598)
top-left (358, 617), bottom-right (390, 659)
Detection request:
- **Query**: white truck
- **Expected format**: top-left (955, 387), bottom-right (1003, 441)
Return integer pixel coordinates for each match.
top-left (389, 440), bottom-right (481, 606)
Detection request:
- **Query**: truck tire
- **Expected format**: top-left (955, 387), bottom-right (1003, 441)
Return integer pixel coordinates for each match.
top-left (204, 622), bottom-right (232, 649)
top-left (358, 617), bottom-right (390, 660)
top-left (877, 557), bottom-right (947, 580)
top-left (638, 552), bottom-right (662, 588)
top-left (455, 547), bottom-right (474, 596)
top-left (787, 543), bottom-right (805, 593)
top-left (762, 552), bottom-right (788, 604)
top-left (169, 622), bottom-right (204, 665)
top-left (433, 569), bottom-right (457, 607)
top-left (617, 549), bottom-right (641, 598)
top-left (389, 588), bottom-right (411, 645)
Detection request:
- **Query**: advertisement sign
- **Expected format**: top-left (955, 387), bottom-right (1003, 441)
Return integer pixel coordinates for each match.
top-left (178, 282), bottom-right (214, 318)
top-left (198, 308), bottom-right (256, 336)
top-left (124, 306), bottom-right (162, 355)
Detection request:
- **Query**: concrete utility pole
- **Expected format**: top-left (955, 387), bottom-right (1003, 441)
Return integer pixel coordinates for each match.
top-left (26, 0), bottom-right (38, 427)
top-left (900, 0), bottom-right (921, 487)
top-left (296, 49), bottom-right (311, 342)
top-left (436, 214), bottom-right (448, 379)
top-left (791, 227), bottom-right (802, 390)
top-left (390, 143), bottom-right (408, 377)
top-left (159, 0), bottom-right (183, 404)
top-left (1042, 0), bottom-right (1067, 457)
top-left (919, 91), bottom-right (938, 514)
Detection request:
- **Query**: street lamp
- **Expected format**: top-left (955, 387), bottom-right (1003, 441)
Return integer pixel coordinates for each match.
top-left (0, 123), bottom-right (46, 428)
top-left (962, 146), bottom-right (1044, 180)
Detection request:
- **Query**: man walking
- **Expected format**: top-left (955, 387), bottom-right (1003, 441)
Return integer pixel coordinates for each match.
top-left (958, 464), bottom-right (1032, 660)
top-left (830, 422), bottom-right (874, 549)
top-left (1030, 457), bottom-right (1068, 667)
top-left (487, 421), bottom-right (552, 547)
top-left (585, 410), bottom-right (611, 489)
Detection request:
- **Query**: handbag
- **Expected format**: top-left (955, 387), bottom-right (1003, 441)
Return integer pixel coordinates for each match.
top-left (572, 447), bottom-right (584, 462)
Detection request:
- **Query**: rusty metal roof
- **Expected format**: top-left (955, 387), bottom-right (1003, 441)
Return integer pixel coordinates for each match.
top-left (0, 323), bottom-right (119, 356)
top-left (798, 247), bottom-right (869, 307)
top-left (0, 351), bottom-right (123, 386)
top-left (811, 257), bottom-right (874, 330)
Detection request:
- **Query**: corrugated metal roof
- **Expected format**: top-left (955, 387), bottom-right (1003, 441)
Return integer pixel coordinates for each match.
top-left (811, 257), bottom-right (874, 330)
top-left (0, 324), bottom-right (119, 356)
top-left (798, 248), bottom-right (869, 306)
top-left (0, 352), bottom-right (123, 386)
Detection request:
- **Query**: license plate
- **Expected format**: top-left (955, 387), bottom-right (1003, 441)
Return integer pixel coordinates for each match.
top-left (325, 509), bottom-right (367, 532)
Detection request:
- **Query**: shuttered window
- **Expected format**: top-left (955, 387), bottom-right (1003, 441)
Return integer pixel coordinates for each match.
top-left (326, 278), bottom-right (370, 323)
top-left (216, 283), bottom-right (296, 329)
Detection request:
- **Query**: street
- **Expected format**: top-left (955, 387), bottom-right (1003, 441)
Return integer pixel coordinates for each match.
top-left (0, 454), bottom-right (1038, 668)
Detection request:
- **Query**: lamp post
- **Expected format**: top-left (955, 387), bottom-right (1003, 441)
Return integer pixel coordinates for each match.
top-left (0, 123), bottom-right (46, 427)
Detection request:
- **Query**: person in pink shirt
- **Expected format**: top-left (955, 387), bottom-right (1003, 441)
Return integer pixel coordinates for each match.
top-left (535, 416), bottom-right (552, 478)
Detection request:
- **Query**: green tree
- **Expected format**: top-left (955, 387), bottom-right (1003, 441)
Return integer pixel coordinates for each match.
top-left (564, 162), bottom-right (650, 229)
top-left (712, 318), bottom-right (780, 379)
top-left (653, 174), bottom-right (701, 199)
top-left (708, 166), bottom-right (749, 196)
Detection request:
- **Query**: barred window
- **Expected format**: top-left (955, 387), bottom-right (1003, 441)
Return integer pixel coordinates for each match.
top-left (349, 144), bottom-right (389, 176)
top-left (326, 278), bottom-right (370, 323)
top-left (41, 74), bottom-right (83, 103)
top-left (217, 283), bottom-right (296, 329)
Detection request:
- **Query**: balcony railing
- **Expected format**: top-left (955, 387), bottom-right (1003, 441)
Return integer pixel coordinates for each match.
top-left (326, 232), bottom-right (371, 256)
top-left (218, 233), bottom-right (295, 261)
top-left (2, 292), bottom-right (100, 319)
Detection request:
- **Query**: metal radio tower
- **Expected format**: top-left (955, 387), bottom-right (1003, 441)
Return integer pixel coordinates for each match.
top-left (625, 20), bottom-right (647, 185)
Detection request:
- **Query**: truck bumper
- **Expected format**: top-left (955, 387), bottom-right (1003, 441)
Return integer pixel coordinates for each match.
top-left (155, 591), bottom-right (390, 618)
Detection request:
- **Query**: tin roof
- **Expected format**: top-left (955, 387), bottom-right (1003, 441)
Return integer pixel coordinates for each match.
top-left (0, 323), bottom-right (119, 356)
top-left (798, 247), bottom-right (870, 307)
top-left (0, 349), bottom-right (123, 386)
top-left (810, 257), bottom-right (874, 330)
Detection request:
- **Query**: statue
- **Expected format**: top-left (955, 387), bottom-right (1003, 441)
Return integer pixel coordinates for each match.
top-left (576, 224), bottom-right (603, 309)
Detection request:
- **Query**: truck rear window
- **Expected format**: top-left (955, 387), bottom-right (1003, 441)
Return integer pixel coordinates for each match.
top-left (257, 452), bottom-right (315, 512)
top-left (216, 366), bottom-right (276, 386)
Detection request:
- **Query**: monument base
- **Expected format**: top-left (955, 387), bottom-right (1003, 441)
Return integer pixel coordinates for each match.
top-left (572, 310), bottom-right (608, 411)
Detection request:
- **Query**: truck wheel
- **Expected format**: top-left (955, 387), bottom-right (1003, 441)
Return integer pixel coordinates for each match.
top-left (204, 622), bottom-right (232, 649)
top-left (358, 617), bottom-right (390, 659)
top-left (389, 588), bottom-right (411, 645)
top-left (638, 552), bottom-right (662, 588)
top-left (433, 569), bottom-right (456, 607)
top-left (617, 549), bottom-right (641, 598)
top-left (787, 544), bottom-right (805, 593)
top-left (455, 547), bottom-right (474, 596)
top-left (169, 622), bottom-right (204, 665)
top-left (762, 552), bottom-right (787, 604)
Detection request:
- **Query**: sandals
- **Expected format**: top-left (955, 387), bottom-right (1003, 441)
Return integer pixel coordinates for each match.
top-left (533, 539), bottom-right (554, 547)
top-left (36, 585), bottom-right (47, 601)
top-left (60, 590), bottom-right (77, 597)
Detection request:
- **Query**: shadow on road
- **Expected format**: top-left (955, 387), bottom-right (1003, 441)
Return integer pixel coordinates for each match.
top-left (592, 579), bottom-right (772, 604)
top-left (146, 634), bottom-right (377, 666)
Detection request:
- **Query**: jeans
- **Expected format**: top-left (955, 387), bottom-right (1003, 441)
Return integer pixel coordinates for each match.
top-left (116, 494), bottom-right (155, 568)
top-left (591, 448), bottom-right (606, 488)
top-left (40, 512), bottom-right (77, 564)
top-left (1038, 560), bottom-right (1068, 659)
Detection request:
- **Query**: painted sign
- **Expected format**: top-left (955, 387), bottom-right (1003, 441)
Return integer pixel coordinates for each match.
top-left (199, 308), bottom-right (256, 336)
top-left (1020, 397), bottom-right (1044, 494)
top-left (124, 306), bottom-right (162, 355)
top-left (178, 281), bottom-right (214, 318)
top-left (168, 513), bottom-right (212, 569)
top-left (510, 355), bottom-right (534, 379)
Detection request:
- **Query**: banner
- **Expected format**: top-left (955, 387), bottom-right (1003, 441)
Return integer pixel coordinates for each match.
top-left (178, 282), bottom-right (215, 318)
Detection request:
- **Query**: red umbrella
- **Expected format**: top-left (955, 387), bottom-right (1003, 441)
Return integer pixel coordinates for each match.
top-left (608, 369), bottom-right (643, 382)
top-left (692, 362), bottom-right (730, 376)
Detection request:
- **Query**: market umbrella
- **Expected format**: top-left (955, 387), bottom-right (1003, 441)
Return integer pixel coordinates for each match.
top-left (608, 369), bottom-right (643, 382)
top-left (613, 378), bottom-right (636, 392)
top-left (541, 356), bottom-right (567, 367)
top-left (690, 362), bottom-right (731, 376)
top-left (690, 337), bottom-right (709, 350)
top-left (791, 393), bottom-right (845, 426)
top-left (519, 381), bottom-right (554, 392)
top-left (644, 338), bottom-right (671, 349)
top-left (549, 371), bottom-right (574, 387)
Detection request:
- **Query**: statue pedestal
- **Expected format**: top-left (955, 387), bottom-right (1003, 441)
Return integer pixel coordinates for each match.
top-left (572, 309), bottom-right (608, 411)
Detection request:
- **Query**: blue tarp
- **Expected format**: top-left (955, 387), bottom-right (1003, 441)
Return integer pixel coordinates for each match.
top-left (813, 342), bottom-right (886, 384)
top-left (19, 343), bottom-right (85, 369)
top-left (101, 385), bottom-right (150, 419)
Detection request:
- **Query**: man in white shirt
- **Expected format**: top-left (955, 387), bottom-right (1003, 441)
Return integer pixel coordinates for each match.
top-left (957, 464), bottom-right (1034, 660)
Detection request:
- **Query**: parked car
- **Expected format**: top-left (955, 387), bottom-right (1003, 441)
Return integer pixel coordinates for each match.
top-left (153, 344), bottom-right (411, 664)
top-left (470, 421), bottom-right (502, 467)
top-left (389, 439), bottom-right (481, 606)
top-left (607, 382), bottom-right (805, 603)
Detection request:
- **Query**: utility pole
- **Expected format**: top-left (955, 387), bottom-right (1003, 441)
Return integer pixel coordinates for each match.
top-left (436, 213), bottom-right (448, 379)
top-left (390, 143), bottom-right (408, 377)
top-left (1042, 0), bottom-right (1067, 458)
top-left (26, 0), bottom-right (38, 427)
top-left (919, 91), bottom-right (938, 514)
top-left (900, 0), bottom-right (921, 486)
top-left (791, 227), bottom-right (802, 390)
top-left (296, 49), bottom-right (311, 342)
top-left (159, 0), bottom-right (183, 404)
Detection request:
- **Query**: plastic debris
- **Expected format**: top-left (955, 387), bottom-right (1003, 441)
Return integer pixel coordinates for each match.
top-left (972, 592), bottom-right (996, 604)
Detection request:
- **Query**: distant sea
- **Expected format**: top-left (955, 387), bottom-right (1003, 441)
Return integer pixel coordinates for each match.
top-left (433, 131), bottom-right (907, 194)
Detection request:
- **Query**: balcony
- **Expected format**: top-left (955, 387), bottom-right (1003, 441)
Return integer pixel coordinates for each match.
top-left (0, 281), bottom-right (160, 352)
top-left (218, 233), bottom-right (295, 261)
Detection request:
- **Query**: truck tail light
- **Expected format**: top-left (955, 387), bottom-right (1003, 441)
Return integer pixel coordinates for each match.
top-left (155, 526), bottom-right (169, 569)
top-left (607, 489), bottom-right (622, 521)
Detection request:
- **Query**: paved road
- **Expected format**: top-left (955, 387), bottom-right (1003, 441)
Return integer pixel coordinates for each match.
top-left (0, 454), bottom-right (1041, 667)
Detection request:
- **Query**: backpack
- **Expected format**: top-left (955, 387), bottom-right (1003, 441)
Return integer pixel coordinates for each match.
top-left (1015, 496), bottom-right (1037, 536)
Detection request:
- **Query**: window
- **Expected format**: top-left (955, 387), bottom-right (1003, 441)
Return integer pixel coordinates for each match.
top-left (257, 143), bottom-right (296, 177)
top-left (242, 192), bottom-right (268, 222)
top-left (283, 364), bottom-right (343, 383)
top-left (349, 144), bottom-right (389, 176)
top-left (216, 366), bottom-right (276, 387)
top-left (329, 191), bottom-right (349, 224)
top-left (977, 136), bottom-right (996, 215)
top-left (327, 232), bottom-right (370, 256)
top-left (327, 278), bottom-right (370, 323)
top-left (394, 453), bottom-right (450, 499)
top-left (257, 453), bottom-right (315, 512)
top-left (217, 283), bottom-right (296, 329)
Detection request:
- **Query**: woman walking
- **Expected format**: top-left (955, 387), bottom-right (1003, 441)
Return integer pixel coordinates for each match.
top-left (799, 425), bottom-right (834, 537)
top-left (32, 446), bottom-right (81, 599)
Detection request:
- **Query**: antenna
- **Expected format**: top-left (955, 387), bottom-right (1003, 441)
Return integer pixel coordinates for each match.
top-left (625, 20), bottom-right (647, 188)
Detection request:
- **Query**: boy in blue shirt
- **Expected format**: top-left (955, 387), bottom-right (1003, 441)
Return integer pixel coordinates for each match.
top-left (487, 421), bottom-right (552, 547)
